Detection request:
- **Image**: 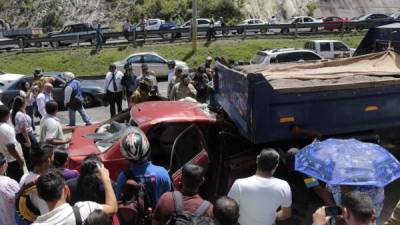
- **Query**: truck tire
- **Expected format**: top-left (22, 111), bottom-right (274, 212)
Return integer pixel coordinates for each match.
top-left (34, 42), bottom-right (42, 48)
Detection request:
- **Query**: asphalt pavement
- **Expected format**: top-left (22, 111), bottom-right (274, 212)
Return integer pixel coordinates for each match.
top-left (56, 79), bottom-right (168, 124)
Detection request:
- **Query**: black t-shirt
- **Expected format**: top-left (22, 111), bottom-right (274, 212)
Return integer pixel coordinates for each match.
top-left (66, 177), bottom-right (116, 205)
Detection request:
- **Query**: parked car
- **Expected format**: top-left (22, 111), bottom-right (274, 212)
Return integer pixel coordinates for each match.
top-left (250, 48), bottom-right (323, 65)
top-left (236, 19), bottom-right (268, 34)
top-left (323, 16), bottom-right (349, 31)
top-left (0, 35), bottom-right (19, 50)
top-left (48, 23), bottom-right (113, 47)
top-left (390, 12), bottom-right (400, 21)
top-left (136, 19), bottom-right (176, 31)
top-left (304, 40), bottom-right (355, 59)
top-left (114, 52), bottom-right (189, 77)
top-left (181, 18), bottom-right (221, 28)
top-left (280, 16), bottom-right (321, 33)
top-left (0, 72), bottom-right (105, 108)
top-left (352, 14), bottom-right (393, 30)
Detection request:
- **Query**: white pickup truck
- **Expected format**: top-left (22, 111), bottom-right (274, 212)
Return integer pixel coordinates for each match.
top-left (304, 40), bottom-right (355, 59)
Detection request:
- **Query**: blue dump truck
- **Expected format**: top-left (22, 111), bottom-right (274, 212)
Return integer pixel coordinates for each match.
top-left (354, 22), bottom-right (400, 56)
top-left (212, 50), bottom-right (400, 145)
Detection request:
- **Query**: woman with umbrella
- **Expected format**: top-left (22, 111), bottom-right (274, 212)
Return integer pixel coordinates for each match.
top-left (295, 138), bottom-right (400, 219)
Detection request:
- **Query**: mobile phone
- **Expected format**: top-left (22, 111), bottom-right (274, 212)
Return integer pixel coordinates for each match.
top-left (325, 206), bottom-right (342, 217)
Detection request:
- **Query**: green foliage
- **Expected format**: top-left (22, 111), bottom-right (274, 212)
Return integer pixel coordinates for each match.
top-left (306, 1), bottom-right (318, 17)
top-left (41, 1), bottom-right (63, 32)
top-left (129, 0), bottom-right (242, 23)
top-left (130, 0), bottom-right (189, 22)
top-left (0, 35), bottom-right (363, 76)
top-left (0, 0), bottom-right (6, 11)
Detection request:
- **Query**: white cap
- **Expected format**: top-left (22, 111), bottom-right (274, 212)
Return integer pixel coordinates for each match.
top-left (61, 72), bottom-right (75, 82)
top-left (206, 56), bottom-right (213, 61)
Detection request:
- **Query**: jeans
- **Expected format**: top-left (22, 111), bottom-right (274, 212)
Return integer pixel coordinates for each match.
top-left (68, 106), bottom-right (92, 126)
top-left (26, 105), bottom-right (35, 130)
top-left (16, 132), bottom-right (38, 171)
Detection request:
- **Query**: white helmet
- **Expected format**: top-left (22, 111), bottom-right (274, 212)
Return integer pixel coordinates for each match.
top-left (61, 72), bottom-right (75, 82)
top-left (120, 127), bottom-right (150, 162)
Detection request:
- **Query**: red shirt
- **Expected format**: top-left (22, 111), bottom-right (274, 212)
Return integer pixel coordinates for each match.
top-left (152, 192), bottom-right (213, 225)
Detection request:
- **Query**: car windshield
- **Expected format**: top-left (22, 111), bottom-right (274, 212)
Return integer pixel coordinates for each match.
top-left (83, 110), bottom-right (132, 153)
top-left (251, 52), bottom-right (268, 64)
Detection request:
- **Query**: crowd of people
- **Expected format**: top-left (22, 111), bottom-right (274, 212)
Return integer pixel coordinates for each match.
top-left (103, 56), bottom-right (214, 118)
top-left (0, 59), bottom-right (399, 225)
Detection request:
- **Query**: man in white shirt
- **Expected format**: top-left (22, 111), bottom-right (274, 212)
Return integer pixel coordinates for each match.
top-left (0, 105), bottom-right (24, 181)
top-left (104, 64), bottom-right (123, 117)
top-left (36, 83), bottom-right (54, 118)
top-left (19, 145), bottom-right (54, 214)
top-left (32, 166), bottom-right (117, 225)
top-left (167, 61), bottom-right (176, 83)
top-left (228, 148), bottom-right (292, 225)
top-left (39, 101), bottom-right (70, 147)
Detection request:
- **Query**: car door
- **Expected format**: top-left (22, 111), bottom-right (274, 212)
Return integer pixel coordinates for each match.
top-left (333, 41), bottom-right (351, 58)
top-left (319, 42), bottom-right (333, 58)
top-left (143, 54), bottom-right (168, 77)
top-left (198, 19), bottom-right (210, 28)
top-left (52, 77), bottom-right (67, 107)
top-left (169, 124), bottom-right (209, 189)
top-left (127, 55), bottom-right (144, 75)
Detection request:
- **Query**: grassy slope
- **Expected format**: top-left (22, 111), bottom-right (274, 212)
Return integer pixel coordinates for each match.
top-left (0, 34), bottom-right (364, 76)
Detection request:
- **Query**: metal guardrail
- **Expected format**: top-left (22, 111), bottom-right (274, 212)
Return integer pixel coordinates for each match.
top-left (0, 21), bottom-right (374, 50)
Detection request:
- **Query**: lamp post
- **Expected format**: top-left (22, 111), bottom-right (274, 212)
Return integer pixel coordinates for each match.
top-left (192, 0), bottom-right (197, 51)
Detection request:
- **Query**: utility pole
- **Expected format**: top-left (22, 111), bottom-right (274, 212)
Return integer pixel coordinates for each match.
top-left (192, 0), bottom-right (197, 51)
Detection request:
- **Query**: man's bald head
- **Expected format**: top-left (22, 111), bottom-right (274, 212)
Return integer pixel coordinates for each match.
top-left (213, 196), bottom-right (239, 225)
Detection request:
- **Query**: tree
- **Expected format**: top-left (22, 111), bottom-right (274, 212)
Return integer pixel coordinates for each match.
top-left (306, 1), bottom-right (318, 17)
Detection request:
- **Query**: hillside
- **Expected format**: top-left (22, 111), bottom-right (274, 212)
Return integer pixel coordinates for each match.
top-left (0, 0), bottom-right (399, 31)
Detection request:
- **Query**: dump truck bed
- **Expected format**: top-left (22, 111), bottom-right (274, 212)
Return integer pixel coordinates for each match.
top-left (211, 51), bottom-right (400, 143)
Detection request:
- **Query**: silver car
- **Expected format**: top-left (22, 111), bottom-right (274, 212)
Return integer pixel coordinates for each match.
top-left (114, 52), bottom-right (189, 77)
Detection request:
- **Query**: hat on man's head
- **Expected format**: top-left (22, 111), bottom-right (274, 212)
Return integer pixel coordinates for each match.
top-left (206, 56), bottom-right (213, 61)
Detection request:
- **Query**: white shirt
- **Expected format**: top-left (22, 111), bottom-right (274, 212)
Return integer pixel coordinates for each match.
top-left (14, 111), bottom-right (33, 134)
top-left (228, 175), bottom-right (292, 225)
top-left (104, 71), bottom-right (123, 92)
top-left (20, 172), bottom-right (49, 214)
top-left (167, 69), bottom-right (175, 83)
top-left (0, 122), bottom-right (18, 162)
top-left (0, 175), bottom-right (20, 225)
top-left (39, 115), bottom-right (64, 144)
top-left (36, 92), bottom-right (53, 117)
top-left (64, 86), bottom-right (73, 106)
top-left (32, 202), bottom-right (103, 225)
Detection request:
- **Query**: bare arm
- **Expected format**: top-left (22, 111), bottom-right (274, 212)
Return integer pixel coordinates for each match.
top-left (48, 138), bottom-right (71, 146)
top-left (7, 144), bottom-right (24, 168)
top-left (97, 164), bottom-right (118, 214)
top-left (276, 207), bottom-right (292, 221)
top-left (20, 127), bottom-right (31, 148)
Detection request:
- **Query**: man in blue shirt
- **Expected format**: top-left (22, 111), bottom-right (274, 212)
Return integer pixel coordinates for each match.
top-left (116, 127), bottom-right (171, 207)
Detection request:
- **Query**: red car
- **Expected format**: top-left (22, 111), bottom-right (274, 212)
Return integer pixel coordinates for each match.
top-left (323, 16), bottom-right (349, 31)
top-left (68, 101), bottom-right (254, 198)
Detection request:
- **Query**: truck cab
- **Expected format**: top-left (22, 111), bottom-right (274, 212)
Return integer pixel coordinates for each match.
top-left (304, 40), bottom-right (355, 59)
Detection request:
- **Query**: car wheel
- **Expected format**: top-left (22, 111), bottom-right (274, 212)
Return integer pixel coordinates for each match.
top-left (50, 41), bottom-right (60, 48)
top-left (82, 93), bottom-right (94, 108)
top-left (34, 42), bottom-right (42, 48)
top-left (237, 29), bottom-right (244, 34)
top-left (310, 27), bottom-right (318, 32)
top-left (280, 28), bottom-right (289, 34)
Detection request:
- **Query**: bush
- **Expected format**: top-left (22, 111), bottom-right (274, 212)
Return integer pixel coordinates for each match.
top-left (306, 1), bottom-right (318, 17)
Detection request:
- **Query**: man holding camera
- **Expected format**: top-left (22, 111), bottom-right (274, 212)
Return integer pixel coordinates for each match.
top-left (313, 191), bottom-right (376, 225)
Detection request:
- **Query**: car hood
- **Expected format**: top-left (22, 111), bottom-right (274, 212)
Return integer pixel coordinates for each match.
top-left (175, 60), bottom-right (188, 68)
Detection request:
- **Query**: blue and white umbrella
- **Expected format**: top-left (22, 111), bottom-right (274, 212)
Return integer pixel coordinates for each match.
top-left (295, 138), bottom-right (400, 187)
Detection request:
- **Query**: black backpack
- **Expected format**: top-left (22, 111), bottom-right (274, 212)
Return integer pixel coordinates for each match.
top-left (117, 170), bottom-right (153, 225)
top-left (165, 191), bottom-right (213, 225)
